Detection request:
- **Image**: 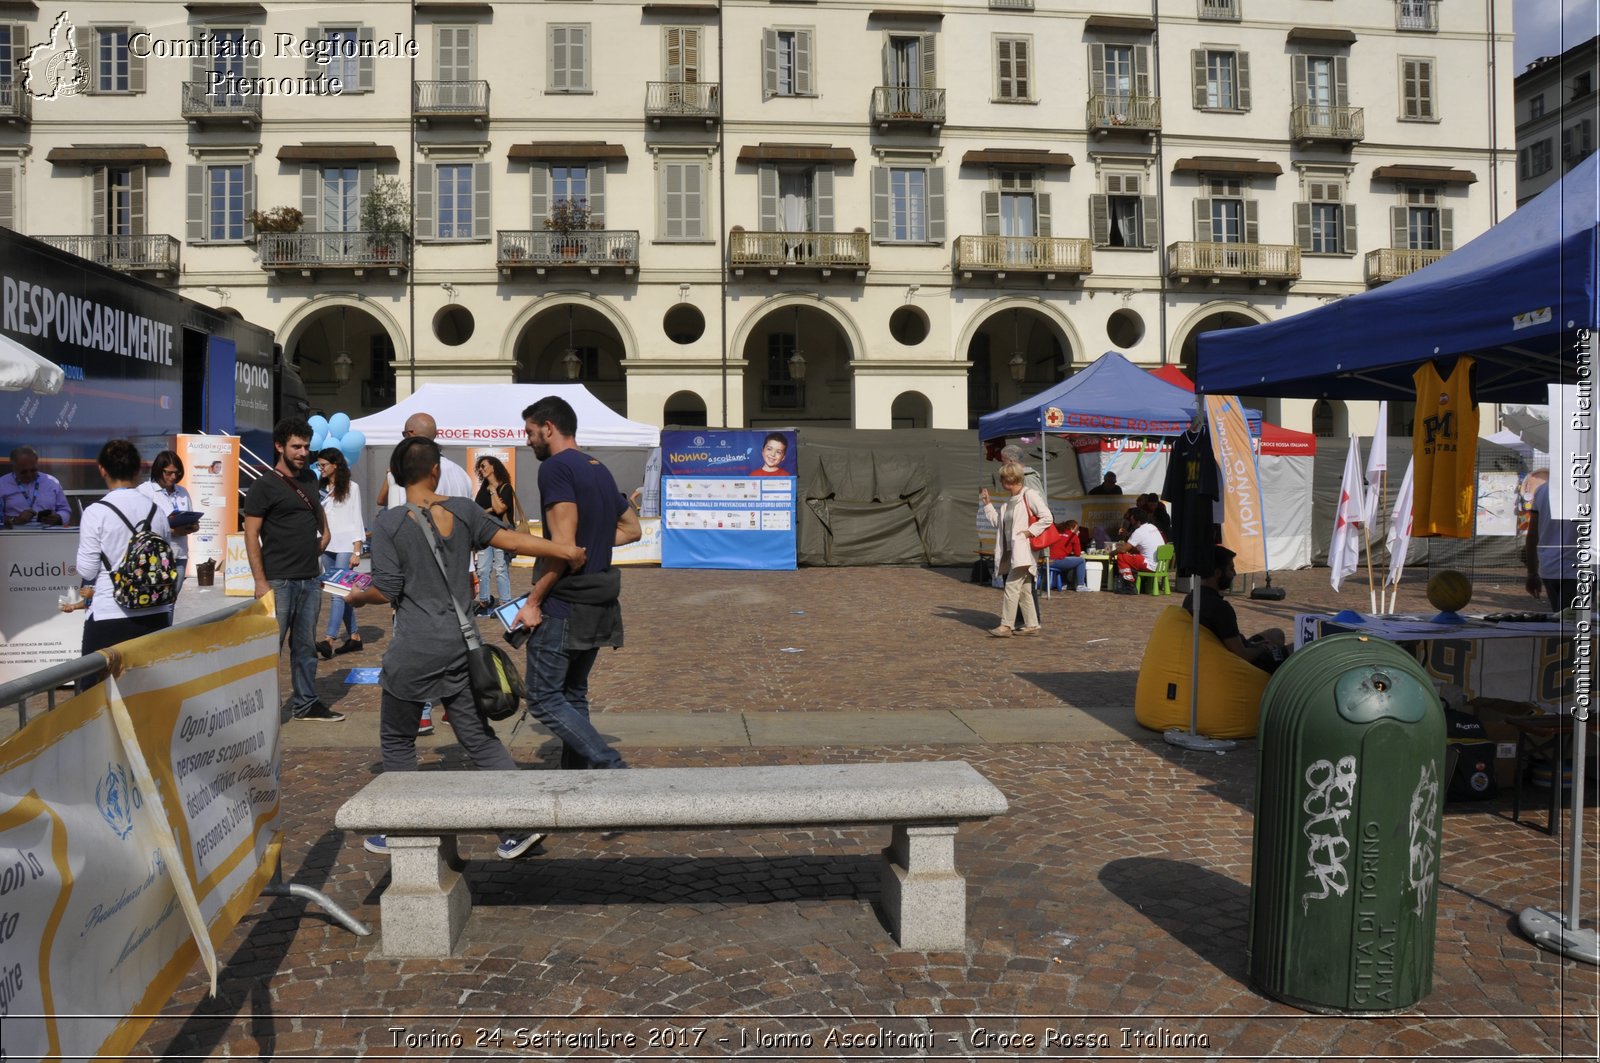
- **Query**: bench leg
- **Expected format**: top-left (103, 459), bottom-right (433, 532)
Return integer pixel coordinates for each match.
top-left (879, 824), bottom-right (966, 950)
top-left (379, 835), bottom-right (471, 958)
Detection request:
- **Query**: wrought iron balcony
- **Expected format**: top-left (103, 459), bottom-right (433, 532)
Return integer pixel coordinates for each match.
top-left (36, 234), bottom-right (181, 278)
top-left (412, 80), bottom-right (489, 125)
top-left (257, 231), bottom-right (411, 275)
top-left (181, 81), bottom-right (262, 125)
top-left (1365, 246), bottom-right (1447, 285)
top-left (1396, 0), bottom-right (1439, 31)
top-left (645, 81), bottom-right (720, 127)
top-left (727, 229), bottom-right (870, 277)
top-left (871, 86), bottom-right (946, 131)
top-left (1167, 241), bottom-right (1299, 284)
top-left (1199, 0), bottom-right (1240, 20)
top-left (1291, 104), bottom-right (1365, 144)
top-left (955, 236), bottom-right (1092, 280)
top-left (0, 81), bottom-right (31, 125)
top-left (497, 230), bottom-right (640, 273)
top-left (1087, 93), bottom-right (1161, 132)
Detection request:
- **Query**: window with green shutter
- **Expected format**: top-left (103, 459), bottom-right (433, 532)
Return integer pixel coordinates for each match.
top-left (995, 36), bottom-right (1031, 101)
top-left (763, 28), bottom-right (814, 98)
top-left (549, 24), bottom-right (590, 92)
top-left (659, 159), bottom-right (705, 240)
top-left (1400, 56), bottom-right (1435, 119)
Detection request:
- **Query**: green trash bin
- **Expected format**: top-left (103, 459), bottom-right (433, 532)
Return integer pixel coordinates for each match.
top-left (1249, 632), bottom-right (1445, 1015)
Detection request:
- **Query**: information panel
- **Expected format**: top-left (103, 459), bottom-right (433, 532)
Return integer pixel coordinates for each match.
top-left (660, 429), bottom-right (797, 570)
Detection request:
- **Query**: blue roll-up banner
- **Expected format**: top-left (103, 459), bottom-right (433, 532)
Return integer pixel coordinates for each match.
top-left (660, 429), bottom-right (797, 570)
top-left (205, 336), bottom-right (237, 434)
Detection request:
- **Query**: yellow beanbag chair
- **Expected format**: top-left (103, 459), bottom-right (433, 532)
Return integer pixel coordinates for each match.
top-left (1134, 606), bottom-right (1269, 739)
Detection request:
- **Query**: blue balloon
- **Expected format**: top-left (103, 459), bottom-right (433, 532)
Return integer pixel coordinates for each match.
top-left (308, 414), bottom-right (329, 435)
top-left (328, 412), bottom-right (351, 438)
top-left (340, 435), bottom-right (364, 464)
top-left (310, 431), bottom-right (326, 452)
top-left (341, 430), bottom-right (365, 453)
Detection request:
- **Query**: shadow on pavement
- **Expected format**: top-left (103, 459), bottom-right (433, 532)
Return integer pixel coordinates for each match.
top-left (156, 830), bottom-right (352, 1062)
top-left (1019, 669), bottom-right (1138, 707)
top-left (936, 605), bottom-right (1003, 631)
top-left (1098, 856), bottom-right (1251, 984)
top-left (465, 854), bottom-right (883, 907)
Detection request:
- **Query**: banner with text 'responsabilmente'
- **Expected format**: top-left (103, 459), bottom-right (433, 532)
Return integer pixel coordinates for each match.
top-left (0, 597), bottom-right (280, 1062)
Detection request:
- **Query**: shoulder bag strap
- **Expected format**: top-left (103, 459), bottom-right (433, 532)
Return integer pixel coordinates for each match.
top-left (89, 499), bottom-right (138, 572)
top-left (404, 502), bottom-right (483, 652)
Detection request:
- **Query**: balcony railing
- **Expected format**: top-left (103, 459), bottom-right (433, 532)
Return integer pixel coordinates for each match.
top-left (412, 80), bottom-right (489, 122)
top-left (1167, 241), bottom-right (1300, 283)
top-left (871, 85), bottom-right (946, 128)
top-left (728, 229), bottom-right (870, 275)
top-left (1396, 0), bottom-right (1439, 31)
top-left (180, 81), bottom-right (262, 124)
top-left (37, 234), bottom-right (181, 276)
top-left (763, 380), bottom-right (806, 410)
top-left (257, 231), bottom-right (411, 272)
top-left (1291, 104), bottom-right (1365, 143)
top-left (1199, 0), bottom-right (1240, 20)
top-left (1365, 246), bottom-right (1447, 285)
top-left (1087, 93), bottom-right (1161, 131)
top-left (955, 235), bottom-right (1092, 278)
top-left (645, 81), bottom-right (721, 124)
top-left (989, 0), bottom-right (1033, 8)
top-left (0, 81), bottom-right (31, 123)
top-left (496, 230), bottom-right (640, 271)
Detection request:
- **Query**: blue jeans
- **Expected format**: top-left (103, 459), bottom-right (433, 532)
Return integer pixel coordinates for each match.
top-left (524, 614), bottom-right (626, 769)
top-left (271, 577), bottom-right (322, 714)
top-left (476, 546), bottom-right (512, 604)
top-left (1048, 556), bottom-right (1087, 590)
top-left (321, 551), bottom-right (357, 639)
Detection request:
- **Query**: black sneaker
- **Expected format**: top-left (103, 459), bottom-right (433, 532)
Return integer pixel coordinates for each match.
top-left (295, 702), bottom-right (346, 722)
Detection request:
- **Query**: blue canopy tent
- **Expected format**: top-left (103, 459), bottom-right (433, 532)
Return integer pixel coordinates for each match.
top-left (980, 349), bottom-right (1260, 441)
top-left (1198, 154), bottom-right (1600, 965)
top-left (1196, 152), bottom-right (1599, 401)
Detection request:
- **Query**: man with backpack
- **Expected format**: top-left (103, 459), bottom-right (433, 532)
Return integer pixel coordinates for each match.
top-left (74, 439), bottom-right (177, 663)
top-left (244, 417), bottom-right (340, 722)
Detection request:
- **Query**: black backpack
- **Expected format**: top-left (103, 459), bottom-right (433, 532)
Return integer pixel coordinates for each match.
top-left (92, 501), bottom-right (180, 610)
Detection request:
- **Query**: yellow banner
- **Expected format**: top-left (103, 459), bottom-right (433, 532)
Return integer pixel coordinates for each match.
top-left (1205, 394), bottom-right (1268, 573)
top-left (0, 599), bottom-right (280, 1061)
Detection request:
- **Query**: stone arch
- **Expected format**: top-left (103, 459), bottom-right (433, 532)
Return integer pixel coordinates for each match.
top-left (954, 299), bottom-right (1084, 372)
top-left (502, 292), bottom-right (639, 365)
top-left (890, 390), bottom-right (933, 429)
top-left (276, 297), bottom-right (408, 416)
top-left (278, 295), bottom-right (409, 368)
top-left (727, 292), bottom-right (865, 367)
top-left (663, 389), bottom-right (709, 427)
top-left (1168, 301), bottom-right (1270, 377)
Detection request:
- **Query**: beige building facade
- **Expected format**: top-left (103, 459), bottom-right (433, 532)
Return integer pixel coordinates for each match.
top-left (0, 0), bottom-right (1516, 437)
top-left (1514, 34), bottom-right (1598, 206)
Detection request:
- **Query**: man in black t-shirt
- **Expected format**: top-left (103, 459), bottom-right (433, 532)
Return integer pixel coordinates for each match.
top-left (1181, 547), bottom-right (1287, 674)
top-left (244, 417), bottom-right (339, 722)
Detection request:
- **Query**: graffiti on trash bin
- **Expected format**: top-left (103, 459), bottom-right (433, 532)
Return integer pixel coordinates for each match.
top-left (1301, 755), bottom-right (1358, 913)
top-left (1406, 760), bottom-right (1441, 915)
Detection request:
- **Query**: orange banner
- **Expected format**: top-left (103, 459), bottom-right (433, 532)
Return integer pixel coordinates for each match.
top-left (1205, 394), bottom-right (1267, 573)
top-left (175, 434), bottom-right (241, 578)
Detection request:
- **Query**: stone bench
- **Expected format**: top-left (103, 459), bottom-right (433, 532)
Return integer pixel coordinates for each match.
top-left (334, 761), bottom-right (1008, 957)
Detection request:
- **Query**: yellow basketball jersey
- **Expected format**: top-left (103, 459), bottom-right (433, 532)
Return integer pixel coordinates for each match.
top-left (1411, 357), bottom-right (1479, 538)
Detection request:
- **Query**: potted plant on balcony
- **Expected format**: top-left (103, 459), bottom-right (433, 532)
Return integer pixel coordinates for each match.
top-left (546, 197), bottom-right (594, 261)
top-left (247, 206), bottom-right (303, 265)
top-left (360, 176), bottom-right (412, 263)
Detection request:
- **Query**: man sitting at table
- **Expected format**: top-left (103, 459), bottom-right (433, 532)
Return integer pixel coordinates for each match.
top-left (1182, 546), bottom-right (1287, 672)
top-left (1112, 510), bottom-right (1163, 592)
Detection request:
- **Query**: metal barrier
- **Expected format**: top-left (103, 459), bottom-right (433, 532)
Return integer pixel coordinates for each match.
top-left (0, 598), bottom-right (371, 937)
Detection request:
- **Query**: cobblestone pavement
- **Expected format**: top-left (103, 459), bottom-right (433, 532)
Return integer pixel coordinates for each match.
top-left (131, 567), bottom-right (1598, 1061)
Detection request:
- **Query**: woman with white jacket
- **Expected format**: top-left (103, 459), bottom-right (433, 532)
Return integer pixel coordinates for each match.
top-left (980, 461), bottom-right (1053, 637)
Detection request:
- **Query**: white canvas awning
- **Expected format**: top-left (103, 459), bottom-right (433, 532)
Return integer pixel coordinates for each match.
top-left (351, 383), bottom-right (659, 449)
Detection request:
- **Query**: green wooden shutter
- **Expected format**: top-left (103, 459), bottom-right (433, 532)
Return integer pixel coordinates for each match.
top-left (243, 161), bottom-right (255, 235)
top-left (1439, 207), bottom-right (1453, 250)
top-left (1291, 54), bottom-right (1308, 107)
top-left (683, 162), bottom-right (703, 239)
top-left (129, 166), bottom-right (145, 235)
top-left (927, 166), bottom-right (945, 242)
top-left (1089, 43), bottom-right (1105, 96)
top-left (758, 165), bottom-right (779, 231)
top-left (300, 166), bottom-right (320, 232)
top-left (1333, 55), bottom-right (1348, 107)
top-left (1192, 50), bottom-right (1207, 109)
top-left (305, 28), bottom-right (319, 80)
top-left (187, 165), bottom-right (205, 241)
top-left (1141, 195), bottom-right (1158, 248)
top-left (586, 163), bottom-right (605, 227)
top-left (357, 165), bottom-right (375, 223)
top-left (1133, 45), bottom-right (1150, 96)
top-left (1243, 198), bottom-right (1258, 244)
top-left (473, 161), bottom-right (491, 239)
top-left (413, 164), bottom-right (435, 239)
top-left (530, 165), bottom-right (549, 227)
top-left (814, 165), bottom-right (834, 232)
top-left (982, 190), bottom-right (1000, 236)
top-left (762, 29), bottom-right (778, 97)
top-left (1036, 192), bottom-right (1051, 237)
top-left (871, 167), bottom-right (890, 241)
top-left (92, 167), bottom-right (106, 233)
top-left (128, 28), bottom-right (146, 93)
top-left (1341, 203), bottom-right (1357, 255)
top-left (357, 26), bottom-right (374, 92)
top-left (0, 166), bottom-right (14, 230)
top-left (191, 32), bottom-right (207, 84)
top-left (1237, 52), bottom-right (1251, 110)
top-left (1089, 194), bottom-right (1109, 246)
top-left (1293, 201), bottom-right (1312, 250)
top-left (920, 33), bottom-right (936, 89)
top-left (1193, 197), bottom-right (1211, 242)
top-left (1390, 205), bottom-right (1407, 248)
top-left (795, 30), bottom-right (813, 95)
top-left (244, 28), bottom-right (261, 80)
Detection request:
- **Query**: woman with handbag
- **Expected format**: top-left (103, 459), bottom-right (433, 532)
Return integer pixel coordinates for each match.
top-left (979, 460), bottom-right (1054, 637)
top-left (473, 455), bottom-right (519, 616)
top-left (344, 436), bottom-right (587, 861)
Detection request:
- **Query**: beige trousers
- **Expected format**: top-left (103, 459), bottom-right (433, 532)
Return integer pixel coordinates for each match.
top-left (999, 567), bottom-right (1038, 630)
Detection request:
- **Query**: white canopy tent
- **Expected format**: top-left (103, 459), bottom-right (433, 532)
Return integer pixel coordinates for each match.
top-left (351, 383), bottom-right (659, 448)
top-left (0, 333), bottom-right (65, 395)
